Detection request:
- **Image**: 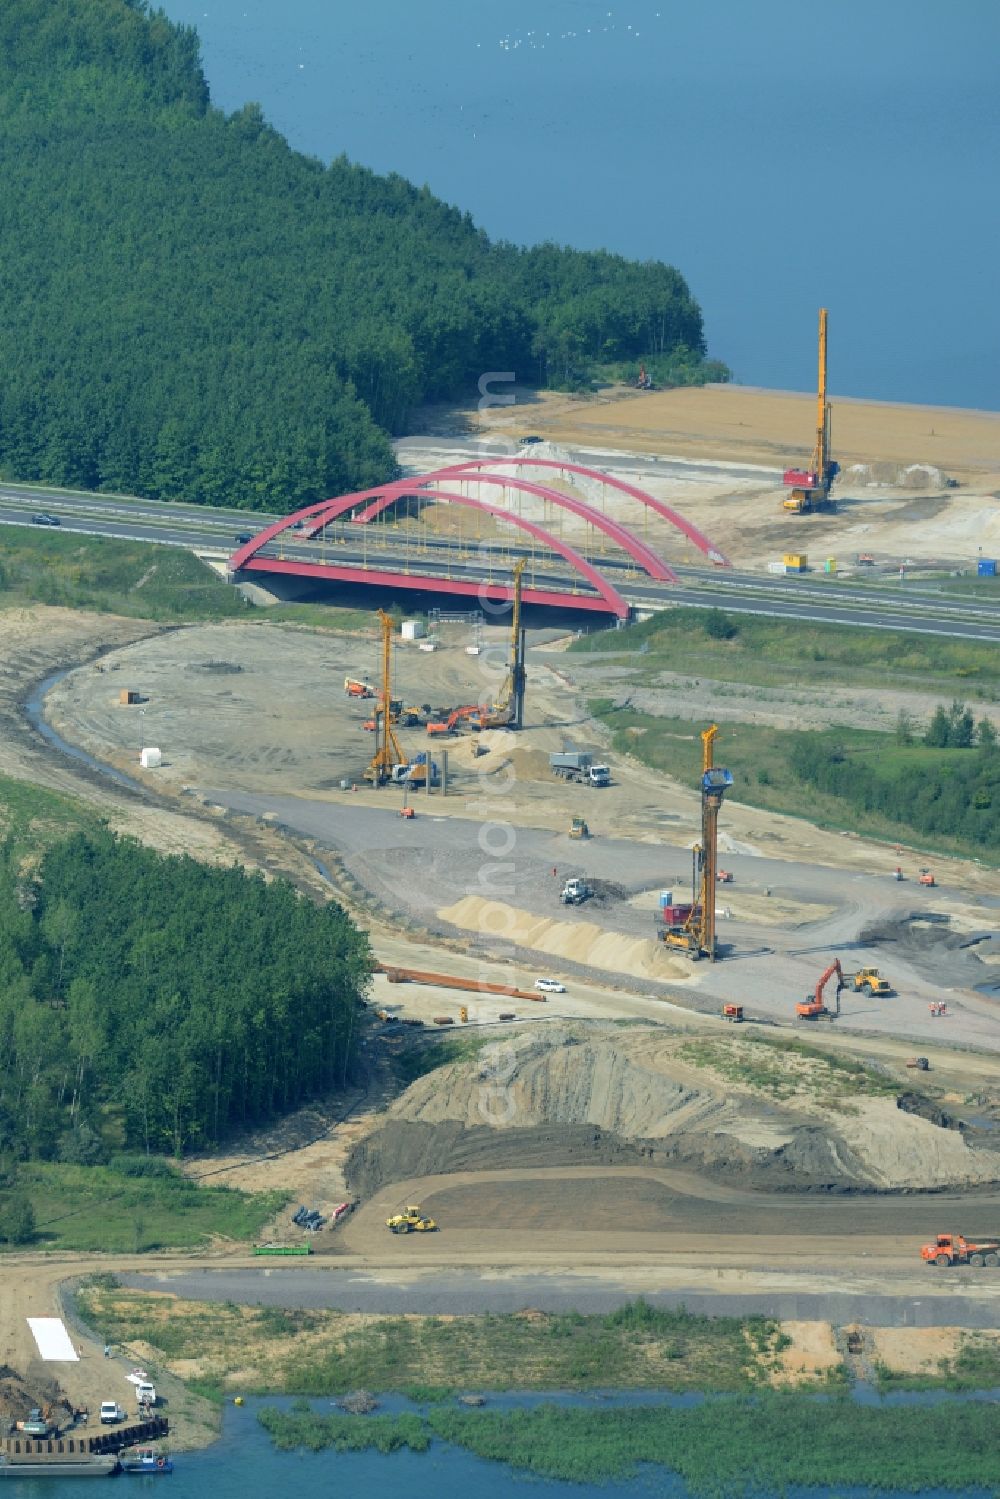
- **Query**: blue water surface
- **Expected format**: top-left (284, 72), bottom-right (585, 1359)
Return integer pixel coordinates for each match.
top-left (154, 0), bottom-right (1000, 410)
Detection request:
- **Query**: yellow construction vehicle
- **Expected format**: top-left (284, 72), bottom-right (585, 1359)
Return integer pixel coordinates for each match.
top-left (659, 726), bottom-right (733, 962)
top-left (569, 816), bottom-right (590, 839)
top-left (782, 309), bottom-right (838, 514)
top-left (471, 560), bottom-right (527, 730)
top-left (364, 610), bottom-right (406, 785)
top-left (854, 967), bottom-right (893, 996)
top-left (385, 1205), bottom-right (438, 1234)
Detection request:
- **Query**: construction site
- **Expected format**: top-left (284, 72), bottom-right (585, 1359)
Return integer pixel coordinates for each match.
top-left (4, 352), bottom-right (1000, 1429)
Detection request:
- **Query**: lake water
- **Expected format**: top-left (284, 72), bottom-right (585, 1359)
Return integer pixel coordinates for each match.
top-left (7, 1393), bottom-right (997, 1498)
top-left (154, 0), bottom-right (999, 411)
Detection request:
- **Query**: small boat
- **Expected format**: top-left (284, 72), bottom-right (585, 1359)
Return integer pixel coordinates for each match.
top-left (120, 1448), bottom-right (173, 1475)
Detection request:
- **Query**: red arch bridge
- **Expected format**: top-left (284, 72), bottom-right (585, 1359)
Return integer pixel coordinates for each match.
top-left (229, 458), bottom-right (730, 620)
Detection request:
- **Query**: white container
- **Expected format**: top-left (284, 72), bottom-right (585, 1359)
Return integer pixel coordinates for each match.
top-left (140, 747), bottom-right (162, 769)
top-left (767, 561), bottom-right (786, 574)
top-left (401, 619), bottom-right (426, 641)
top-left (464, 645), bottom-right (481, 656)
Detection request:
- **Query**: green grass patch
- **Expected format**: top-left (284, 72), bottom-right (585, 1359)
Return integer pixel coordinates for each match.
top-left (392, 1033), bottom-right (495, 1087)
top-left (425, 1395), bottom-right (1000, 1490)
top-left (75, 1291), bottom-right (792, 1395)
top-left (0, 771), bottom-right (103, 858)
top-left (12, 1161), bottom-right (285, 1253)
top-left (875, 1334), bottom-right (1000, 1393)
top-left (257, 1395), bottom-right (1000, 1493)
top-left (0, 527), bottom-right (247, 620)
top-left (573, 605), bottom-right (1000, 696)
top-left (589, 703), bottom-right (1000, 860)
top-left (677, 1034), bottom-right (903, 1104)
top-left (260, 1402), bottom-right (431, 1454)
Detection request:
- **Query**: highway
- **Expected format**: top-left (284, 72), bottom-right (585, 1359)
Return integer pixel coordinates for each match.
top-left (4, 481), bottom-right (1000, 642)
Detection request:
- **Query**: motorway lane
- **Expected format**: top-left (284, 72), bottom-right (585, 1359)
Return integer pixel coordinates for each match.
top-left (5, 486), bottom-right (1000, 641)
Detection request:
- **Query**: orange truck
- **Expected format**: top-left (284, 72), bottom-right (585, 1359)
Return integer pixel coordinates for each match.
top-left (920, 1232), bottom-right (1000, 1267)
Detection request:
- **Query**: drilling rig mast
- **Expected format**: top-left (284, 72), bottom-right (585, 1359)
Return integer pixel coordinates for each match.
top-left (365, 609), bottom-right (405, 785)
top-left (782, 308), bottom-right (839, 514)
top-left (659, 724), bottom-right (733, 961)
top-left (473, 560), bottom-right (527, 730)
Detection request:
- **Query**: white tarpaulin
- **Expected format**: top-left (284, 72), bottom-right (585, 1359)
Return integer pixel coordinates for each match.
top-left (27, 1317), bottom-right (79, 1361)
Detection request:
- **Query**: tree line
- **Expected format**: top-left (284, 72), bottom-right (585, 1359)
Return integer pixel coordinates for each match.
top-left (0, 830), bottom-right (371, 1164)
top-left (0, 0), bottom-right (726, 514)
top-left (789, 713), bottom-right (1000, 849)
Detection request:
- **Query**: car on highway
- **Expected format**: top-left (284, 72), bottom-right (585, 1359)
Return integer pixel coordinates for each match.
top-left (31, 512), bottom-right (61, 526)
top-left (518, 434), bottom-right (543, 446)
top-left (534, 977), bottom-right (566, 993)
top-left (233, 532), bottom-right (253, 545)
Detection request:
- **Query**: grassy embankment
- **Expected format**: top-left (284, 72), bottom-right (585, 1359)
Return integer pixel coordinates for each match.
top-left (16, 1162), bottom-right (285, 1254)
top-left (573, 604), bottom-right (1000, 697)
top-left (75, 1288), bottom-right (807, 1400)
top-left (0, 526), bottom-right (377, 630)
top-left (0, 770), bottom-right (104, 858)
top-left (577, 607), bottom-right (1000, 860)
top-left (258, 1396), bottom-right (1000, 1492)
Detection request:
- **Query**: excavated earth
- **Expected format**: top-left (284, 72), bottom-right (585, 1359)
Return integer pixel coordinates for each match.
top-left (347, 1024), bottom-right (1000, 1200)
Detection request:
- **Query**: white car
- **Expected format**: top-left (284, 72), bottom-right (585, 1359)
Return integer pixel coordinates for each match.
top-left (534, 978), bottom-right (566, 994)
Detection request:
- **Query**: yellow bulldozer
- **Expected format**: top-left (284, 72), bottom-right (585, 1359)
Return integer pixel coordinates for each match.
top-left (569, 817), bottom-right (590, 840)
top-left (385, 1204), bottom-right (438, 1235)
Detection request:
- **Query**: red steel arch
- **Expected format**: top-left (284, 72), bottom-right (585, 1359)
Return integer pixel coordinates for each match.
top-left (437, 458), bottom-right (731, 567)
top-left (229, 489), bottom-right (631, 618)
top-left (350, 473), bottom-right (679, 583)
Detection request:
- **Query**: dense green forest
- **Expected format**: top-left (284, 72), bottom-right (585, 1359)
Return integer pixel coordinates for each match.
top-left (0, 830), bottom-right (370, 1165)
top-left (0, 0), bottom-right (724, 513)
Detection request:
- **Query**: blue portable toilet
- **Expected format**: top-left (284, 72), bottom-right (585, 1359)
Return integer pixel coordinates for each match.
top-left (978, 559), bottom-right (996, 577)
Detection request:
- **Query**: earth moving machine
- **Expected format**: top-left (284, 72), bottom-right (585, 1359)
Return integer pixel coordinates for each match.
top-left (659, 725), bottom-right (732, 961)
top-left (344, 676), bottom-right (375, 698)
top-left (920, 1233), bottom-right (1000, 1267)
top-left (854, 966), bottom-right (893, 996)
top-left (365, 610), bottom-right (406, 786)
top-left (919, 869), bottom-right (936, 887)
top-left (796, 958), bottom-right (845, 1020)
top-left (561, 877), bottom-right (592, 904)
top-left (550, 750), bottom-right (610, 786)
top-left (782, 308), bottom-right (838, 514)
top-left (427, 704), bottom-right (479, 736)
top-left (386, 1205), bottom-right (438, 1234)
top-left (470, 559), bottom-right (527, 731)
top-left (569, 817), bottom-right (590, 840)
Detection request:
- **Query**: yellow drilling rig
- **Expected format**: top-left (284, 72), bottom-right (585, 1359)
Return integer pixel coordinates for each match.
top-left (472, 559), bottom-right (527, 731)
top-left (658, 725), bottom-right (733, 962)
top-left (364, 609), bottom-right (406, 785)
top-left (782, 307), bottom-right (839, 514)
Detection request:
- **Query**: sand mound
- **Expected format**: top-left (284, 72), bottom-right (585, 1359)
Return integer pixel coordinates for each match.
top-left (358, 1026), bottom-right (1000, 1194)
top-left (439, 895), bottom-right (688, 981)
top-left (844, 461), bottom-right (952, 490)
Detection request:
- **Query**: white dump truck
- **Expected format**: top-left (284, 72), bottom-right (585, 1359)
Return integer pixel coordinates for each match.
top-left (550, 751), bottom-right (610, 787)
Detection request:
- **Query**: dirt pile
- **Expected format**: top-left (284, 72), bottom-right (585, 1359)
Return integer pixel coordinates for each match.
top-left (349, 1026), bottom-right (1000, 1196)
top-left (438, 896), bottom-right (688, 981)
top-left (0, 1366), bottom-right (71, 1434)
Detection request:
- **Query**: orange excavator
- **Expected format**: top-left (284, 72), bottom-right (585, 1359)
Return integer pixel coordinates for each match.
top-left (796, 958), bottom-right (845, 1021)
top-left (427, 704), bottom-right (479, 736)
